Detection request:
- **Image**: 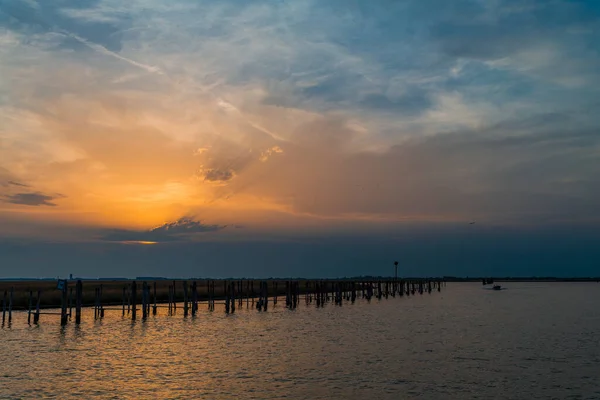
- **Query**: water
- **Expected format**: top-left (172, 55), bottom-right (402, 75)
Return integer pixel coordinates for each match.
top-left (1, 283), bottom-right (599, 399)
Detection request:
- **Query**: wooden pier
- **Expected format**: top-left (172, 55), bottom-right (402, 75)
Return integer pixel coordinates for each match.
top-left (0, 278), bottom-right (446, 327)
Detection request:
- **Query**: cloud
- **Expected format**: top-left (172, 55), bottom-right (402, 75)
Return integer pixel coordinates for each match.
top-left (201, 168), bottom-right (234, 183)
top-left (7, 181), bottom-right (30, 188)
top-left (3, 192), bottom-right (62, 207)
top-left (217, 111), bottom-right (600, 224)
top-left (1, 0), bottom-right (599, 233)
top-left (99, 217), bottom-right (226, 243)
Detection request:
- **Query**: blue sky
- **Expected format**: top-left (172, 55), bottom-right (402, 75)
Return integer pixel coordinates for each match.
top-left (0, 0), bottom-right (599, 277)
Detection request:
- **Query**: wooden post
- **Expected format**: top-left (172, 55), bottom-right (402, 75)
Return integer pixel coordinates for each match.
top-left (207, 280), bottom-right (211, 311)
top-left (76, 280), bottom-right (82, 324)
top-left (246, 280), bottom-right (250, 308)
top-left (211, 281), bottom-right (215, 311)
top-left (305, 282), bottom-right (309, 305)
top-left (33, 290), bottom-right (41, 324)
top-left (225, 281), bottom-right (230, 314)
top-left (69, 287), bottom-right (73, 318)
top-left (8, 287), bottom-right (14, 324)
top-left (264, 281), bottom-right (268, 312)
top-left (122, 285), bottom-right (127, 316)
top-left (231, 281), bottom-right (236, 314)
top-left (167, 285), bottom-right (172, 314)
top-left (61, 282), bottom-right (69, 326)
top-left (142, 282), bottom-right (148, 320)
top-left (183, 280), bottom-right (189, 317)
top-left (127, 284), bottom-right (131, 314)
top-left (207, 281), bottom-right (211, 311)
top-left (28, 290), bottom-right (33, 324)
top-left (100, 284), bottom-right (105, 318)
top-left (147, 284), bottom-right (151, 316)
top-left (192, 281), bottom-right (198, 316)
top-left (153, 282), bottom-right (157, 316)
top-left (172, 281), bottom-right (177, 312)
top-left (2, 290), bottom-right (6, 325)
top-left (131, 281), bottom-right (137, 321)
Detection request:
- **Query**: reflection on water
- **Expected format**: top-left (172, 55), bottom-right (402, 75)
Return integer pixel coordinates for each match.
top-left (1, 283), bottom-right (599, 399)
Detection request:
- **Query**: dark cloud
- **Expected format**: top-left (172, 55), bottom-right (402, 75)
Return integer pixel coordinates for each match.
top-left (3, 192), bottom-right (62, 207)
top-left (100, 217), bottom-right (226, 243)
top-left (7, 181), bottom-right (30, 188)
top-left (202, 168), bottom-right (234, 182)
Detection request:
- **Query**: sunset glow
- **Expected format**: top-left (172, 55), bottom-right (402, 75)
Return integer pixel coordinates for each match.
top-left (1, 0), bottom-right (599, 278)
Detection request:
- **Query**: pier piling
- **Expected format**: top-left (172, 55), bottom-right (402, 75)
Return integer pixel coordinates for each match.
top-left (2, 290), bottom-right (7, 324)
top-left (8, 286), bottom-right (14, 324)
top-left (33, 290), bottom-right (41, 324)
top-left (76, 280), bottom-right (82, 324)
top-left (131, 281), bottom-right (137, 321)
top-left (27, 290), bottom-right (33, 324)
top-left (60, 282), bottom-right (69, 326)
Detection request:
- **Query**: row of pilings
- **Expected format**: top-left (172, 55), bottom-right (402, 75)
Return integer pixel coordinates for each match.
top-left (1, 279), bottom-right (446, 327)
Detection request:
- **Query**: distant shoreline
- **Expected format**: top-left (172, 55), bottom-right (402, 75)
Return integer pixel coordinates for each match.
top-left (0, 277), bottom-right (599, 282)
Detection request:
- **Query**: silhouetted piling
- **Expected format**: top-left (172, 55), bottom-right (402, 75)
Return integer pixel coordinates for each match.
top-left (263, 281), bottom-right (269, 311)
top-left (225, 281), bottom-right (230, 314)
top-left (2, 290), bottom-right (7, 324)
top-left (142, 282), bottom-right (148, 320)
top-left (183, 280), bottom-right (189, 317)
top-left (8, 287), bottom-right (13, 323)
top-left (208, 280), bottom-right (214, 311)
top-left (192, 281), bottom-right (198, 316)
top-left (153, 282), bottom-right (158, 316)
top-left (76, 280), bottom-right (82, 324)
top-left (127, 284), bottom-right (131, 315)
top-left (122, 286), bottom-right (127, 316)
top-left (230, 281), bottom-right (236, 314)
top-left (33, 290), bottom-right (41, 324)
top-left (68, 287), bottom-right (73, 319)
top-left (172, 281), bottom-right (177, 312)
top-left (27, 290), bottom-right (33, 324)
top-left (131, 281), bottom-right (137, 321)
top-left (60, 281), bottom-right (69, 326)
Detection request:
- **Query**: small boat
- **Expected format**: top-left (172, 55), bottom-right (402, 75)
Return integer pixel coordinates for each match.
top-left (492, 285), bottom-right (502, 291)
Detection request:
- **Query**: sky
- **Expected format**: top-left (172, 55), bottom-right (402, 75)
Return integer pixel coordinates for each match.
top-left (1, 0), bottom-right (599, 278)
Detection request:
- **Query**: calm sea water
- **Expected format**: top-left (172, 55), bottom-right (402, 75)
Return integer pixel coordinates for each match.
top-left (1, 282), bottom-right (599, 399)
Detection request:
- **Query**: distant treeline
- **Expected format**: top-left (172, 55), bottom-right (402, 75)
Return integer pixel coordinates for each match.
top-left (1, 276), bottom-right (599, 282)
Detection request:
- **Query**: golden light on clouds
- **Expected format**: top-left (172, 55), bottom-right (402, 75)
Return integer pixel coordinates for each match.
top-left (1, 0), bottom-right (599, 245)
